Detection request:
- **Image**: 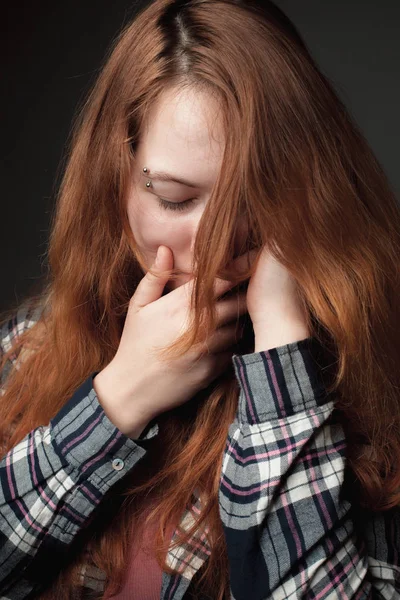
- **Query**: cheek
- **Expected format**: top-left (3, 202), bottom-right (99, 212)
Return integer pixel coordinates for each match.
top-left (127, 194), bottom-right (188, 253)
top-left (127, 200), bottom-right (157, 247)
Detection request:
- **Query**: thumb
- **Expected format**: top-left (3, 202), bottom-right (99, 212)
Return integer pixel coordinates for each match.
top-left (131, 245), bottom-right (173, 309)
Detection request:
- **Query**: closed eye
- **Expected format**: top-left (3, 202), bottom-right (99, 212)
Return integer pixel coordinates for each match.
top-left (156, 197), bottom-right (197, 212)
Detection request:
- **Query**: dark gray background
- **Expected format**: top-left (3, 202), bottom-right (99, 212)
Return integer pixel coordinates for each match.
top-left (1, 0), bottom-right (399, 312)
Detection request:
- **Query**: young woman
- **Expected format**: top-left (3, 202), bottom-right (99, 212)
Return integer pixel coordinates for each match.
top-left (1, 0), bottom-right (399, 598)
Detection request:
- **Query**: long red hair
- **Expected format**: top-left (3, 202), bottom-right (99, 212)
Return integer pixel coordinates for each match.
top-left (1, 1), bottom-right (400, 598)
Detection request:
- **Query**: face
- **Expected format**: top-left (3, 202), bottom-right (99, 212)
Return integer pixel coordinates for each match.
top-left (126, 85), bottom-right (245, 291)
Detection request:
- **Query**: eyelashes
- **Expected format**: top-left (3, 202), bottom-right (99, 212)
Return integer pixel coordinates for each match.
top-left (156, 197), bottom-right (197, 212)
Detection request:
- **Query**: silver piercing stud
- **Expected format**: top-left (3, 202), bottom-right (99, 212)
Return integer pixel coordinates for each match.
top-left (143, 167), bottom-right (151, 186)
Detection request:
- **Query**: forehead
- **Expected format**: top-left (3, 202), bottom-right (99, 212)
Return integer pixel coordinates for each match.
top-left (137, 86), bottom-right (225, 183)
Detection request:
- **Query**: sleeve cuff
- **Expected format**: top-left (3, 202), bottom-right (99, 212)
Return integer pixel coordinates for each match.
top-left (231, 336), bottom-right (337, 424)
top-left (50, 372), bottom-right (159, 477)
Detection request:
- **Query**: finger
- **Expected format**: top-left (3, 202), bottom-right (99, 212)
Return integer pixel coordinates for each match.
top-left (199, 350), bottom-right (235, 389)
top-left (215, 292), bottom-right (248, 327)
top-left (131, 246), bottom-right (173, 309)
top-left (201, 323), bottom-right (241, 354)
top-left (212, 249), bottom-right (259, 298)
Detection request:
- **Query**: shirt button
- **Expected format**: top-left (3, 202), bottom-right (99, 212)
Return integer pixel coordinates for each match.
top-left (112, 458), bottom-right (125, 471)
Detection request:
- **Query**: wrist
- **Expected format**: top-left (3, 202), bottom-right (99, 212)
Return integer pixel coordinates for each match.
top-left (93, 368), bottom-right (154, 439)
top-left (254, 319), bottom-right (310, 352)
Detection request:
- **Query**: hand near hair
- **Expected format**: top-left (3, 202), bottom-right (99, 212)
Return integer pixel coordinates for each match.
top-left (246, 247), bottom-right (310, 351)
top-left (93, 244), bottom-right (309, 439)
top-left (93, 245), bottom-right (250, 438)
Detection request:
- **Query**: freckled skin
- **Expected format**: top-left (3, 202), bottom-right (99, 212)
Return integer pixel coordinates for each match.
top-left (126, 86), bottom-right (247, 290)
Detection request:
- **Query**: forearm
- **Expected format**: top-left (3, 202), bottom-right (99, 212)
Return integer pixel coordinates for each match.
top-left (0, 372), bottom-right (156, 596)
top-left (223, 336), bottom-right (372, 599)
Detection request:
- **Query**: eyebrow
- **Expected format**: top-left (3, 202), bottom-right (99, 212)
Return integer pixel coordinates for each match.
top-left (142, 170), bottom-right (201, 189)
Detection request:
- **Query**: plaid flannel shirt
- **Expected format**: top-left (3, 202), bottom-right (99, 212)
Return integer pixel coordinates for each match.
top-left (0, 303), bottom-right (399, 599)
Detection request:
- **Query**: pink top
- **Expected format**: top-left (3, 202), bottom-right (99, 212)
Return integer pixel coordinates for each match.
top-left (104, 512), bottom-right (176, 600)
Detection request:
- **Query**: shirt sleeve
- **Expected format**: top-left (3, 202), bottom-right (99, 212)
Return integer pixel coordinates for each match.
top-left (0, 314), bottom-right (159, 598)
top-left (220, 336), bottom-right (400, 599)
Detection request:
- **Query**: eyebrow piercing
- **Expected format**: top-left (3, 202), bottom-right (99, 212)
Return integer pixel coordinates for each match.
top-left (143, 166), bottom-right (152, 188)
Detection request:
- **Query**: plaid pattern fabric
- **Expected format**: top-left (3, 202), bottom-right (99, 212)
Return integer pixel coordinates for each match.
top-left (0, 303), bottom-right (399, 599)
